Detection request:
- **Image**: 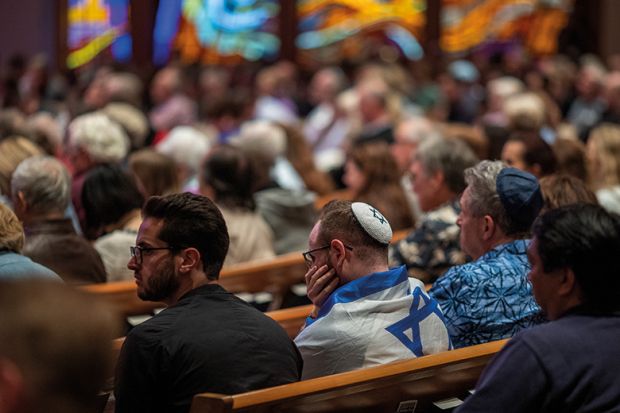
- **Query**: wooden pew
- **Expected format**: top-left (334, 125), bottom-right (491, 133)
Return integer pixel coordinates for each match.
top-left (266, 303), bottom-right (312, 339)
top-left (80, 251), bottom-right (307, 315)
top-left (189, 339), bottom-right (508, 413)
top-left (81, 229), bottom-right (413, 317)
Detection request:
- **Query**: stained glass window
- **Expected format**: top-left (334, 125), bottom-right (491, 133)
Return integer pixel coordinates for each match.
top-left (296, 0), bottom-right (426, 66)
top-left (153, 0), bottom-right (280, 65)
top-left (441, 0), bottom-right (573, 56)
top-left (67, 0), bottom-right (131, 69)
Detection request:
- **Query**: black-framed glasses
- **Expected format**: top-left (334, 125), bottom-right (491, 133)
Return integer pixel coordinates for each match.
top-left (130, 245), bottom-right (177, 265)
top-left (302, 244), bottom-right (353, 267)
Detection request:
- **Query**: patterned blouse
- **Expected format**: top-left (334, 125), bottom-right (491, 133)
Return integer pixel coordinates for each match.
top-left (389, 200), bottom-right (466, 283)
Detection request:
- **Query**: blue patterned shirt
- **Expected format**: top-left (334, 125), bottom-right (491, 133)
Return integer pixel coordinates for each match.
top-left (429, 239), bottom-right (545, 348)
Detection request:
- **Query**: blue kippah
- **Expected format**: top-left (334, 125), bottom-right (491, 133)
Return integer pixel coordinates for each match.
top-left (496, 168), bottom-right (543, 228)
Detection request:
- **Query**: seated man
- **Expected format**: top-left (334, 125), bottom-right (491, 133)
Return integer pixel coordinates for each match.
top-left (0, 280), bottom-right (119, 413)
top-left (429, 161), bottom-right (545, 348)
top-left (457, 204), bottom-right (620, 412)
top-left (11, 156), bottom-right (106, 284)
top-left (115, 193), bottom-right (302, 413)
top-left (295, 200), bottom-right (451, 379)
top-left (0, 203), bottom-right (59, 281)
top-left (389, 136), bottom-right (478, 283)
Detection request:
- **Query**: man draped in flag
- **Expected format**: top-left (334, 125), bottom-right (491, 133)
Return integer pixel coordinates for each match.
top-left (295, 200), bottom-right (451, 379)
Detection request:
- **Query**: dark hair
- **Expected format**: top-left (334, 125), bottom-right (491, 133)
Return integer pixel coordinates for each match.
top-left (81, 164), bottom-right (144, 239)
top-left (143, 192), bottom-right (229, 280)
top-left (506, 131), bottom-right (557, 177)
top-left (539, 174), bottom-right (598, 212)
top-left (319, 200), bottom-right (388, 260)
top-left (201, 145), bottom-right (255, 211)
top-left (533, 204), bottom-right (620, 311)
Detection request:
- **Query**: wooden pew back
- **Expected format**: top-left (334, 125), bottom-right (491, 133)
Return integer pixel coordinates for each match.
top-left (80, 252), bottom-right (307, 315)
top-left (189, 339), bottom-right (507, 413)
top-left (81, 229), bottom-right (412, 317)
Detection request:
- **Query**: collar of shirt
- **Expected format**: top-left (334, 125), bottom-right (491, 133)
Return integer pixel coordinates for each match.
top-left (478, 239), bottom-right (529, 262)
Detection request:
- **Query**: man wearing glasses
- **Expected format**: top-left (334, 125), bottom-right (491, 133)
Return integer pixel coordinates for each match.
top-left (294, 200), bottom-right (451, 379)
top-left (115, 193), bottom-right (302, 413)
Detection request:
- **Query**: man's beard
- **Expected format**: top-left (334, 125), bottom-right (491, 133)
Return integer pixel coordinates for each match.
top-left (138, 258), bottom-right (180, 302)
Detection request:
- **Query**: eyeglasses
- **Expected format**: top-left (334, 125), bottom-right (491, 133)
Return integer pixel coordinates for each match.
top-left (129, 245), bottom-right (177, 265)
top-left (302, 244), bottom-right (353, 267)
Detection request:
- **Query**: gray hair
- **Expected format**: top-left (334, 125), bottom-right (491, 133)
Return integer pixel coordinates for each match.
top-left (464, 160), bottom-right (524, 236)
top-left (156, 126), bottom-right (212, 176)
top-left (416, 136), bottom-right (479, 194)
top-left (396, 116), bottom-right (440, 145)
top-left (11, 156), bottom-right (71, 215)
top-left (67, 112), bottom-right (129, 163)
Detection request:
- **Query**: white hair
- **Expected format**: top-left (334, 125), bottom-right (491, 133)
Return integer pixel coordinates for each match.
top-left (503, 92), bottom-right (546, 130)
top-left (68, 112), bottom-right (129, 163)
top-left (102, 102), bottom-right (149, 149)
top-left (156, 126), bottom-right (212, 175)
top-left (488, 76), bottom-right (524, 101)
top-left (230, 120), bottom-right (287, 161)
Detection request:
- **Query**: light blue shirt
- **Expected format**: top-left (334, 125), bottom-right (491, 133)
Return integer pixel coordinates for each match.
top-left (0, 251), bottom-right (61, 281)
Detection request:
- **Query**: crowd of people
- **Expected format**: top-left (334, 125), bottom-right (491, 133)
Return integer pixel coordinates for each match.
top-left (1, 48), bottom-right (620, 413)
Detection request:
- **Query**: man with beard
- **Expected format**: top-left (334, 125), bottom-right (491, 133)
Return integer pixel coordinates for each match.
top-left (114, 193), bottom-right (302, 413)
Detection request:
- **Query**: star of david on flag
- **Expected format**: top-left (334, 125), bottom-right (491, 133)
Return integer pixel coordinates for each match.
top-left (385, 287), bottom-right (446, 357)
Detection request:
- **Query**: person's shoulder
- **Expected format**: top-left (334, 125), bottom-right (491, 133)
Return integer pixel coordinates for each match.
top-left (0, 252), bottom-right (60, 280)
top-left (441, 259), bottom-right (483, 280)
top-left (483, 242), bottom-right (530, 273)
top-left (510, 313), bottom-right (611, 361)
top-left (430, 259), bottom-right (491, 298)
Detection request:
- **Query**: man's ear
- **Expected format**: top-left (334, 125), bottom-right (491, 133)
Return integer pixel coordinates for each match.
top-left (13, 192), bottom-right (28, 216)
top-left (430, 170), bottom-right (445, 191)
top-left (481, 215), bottom-right (495, 241)
top-left (329, 239), bottom-right (348, 271)
top-left (557, 267), bottom-right (578, 297)
top-left (0, 358), bottom-right (24, 413)
top-left (178, 248), bottom-right (201, 274)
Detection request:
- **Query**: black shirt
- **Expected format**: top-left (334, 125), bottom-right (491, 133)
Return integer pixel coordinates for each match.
top-left (115, 284), bottom-right (302, 413)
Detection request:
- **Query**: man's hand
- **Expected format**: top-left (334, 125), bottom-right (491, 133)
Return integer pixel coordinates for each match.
top-left (305, 265), bottom-right (339, 318)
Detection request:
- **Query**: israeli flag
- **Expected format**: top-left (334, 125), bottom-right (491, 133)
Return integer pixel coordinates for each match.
top-left (295, 266), bottom-right (452, 379)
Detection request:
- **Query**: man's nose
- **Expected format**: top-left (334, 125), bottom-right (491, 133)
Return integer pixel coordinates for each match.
top-left (128, 255), bottom-right (138, 270)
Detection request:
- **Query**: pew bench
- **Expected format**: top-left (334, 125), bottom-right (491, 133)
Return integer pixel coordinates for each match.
top-left (189, 339), bottom-right (507, 413)
top-left (81, 228), bottom-right (412, 318)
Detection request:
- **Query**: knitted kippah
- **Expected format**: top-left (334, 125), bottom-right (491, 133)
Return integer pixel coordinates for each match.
top-left (496, 167), bottom-right (543, 228)
top-left (351, 202), bottom-right (393, 245)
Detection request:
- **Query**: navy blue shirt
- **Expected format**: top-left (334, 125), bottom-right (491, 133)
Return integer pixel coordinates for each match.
top-left (457, 307), bottom-right (620, 412)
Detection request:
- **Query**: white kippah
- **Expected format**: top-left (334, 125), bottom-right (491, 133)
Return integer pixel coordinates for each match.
top-left (351, 202), bottom-right (393, 245)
